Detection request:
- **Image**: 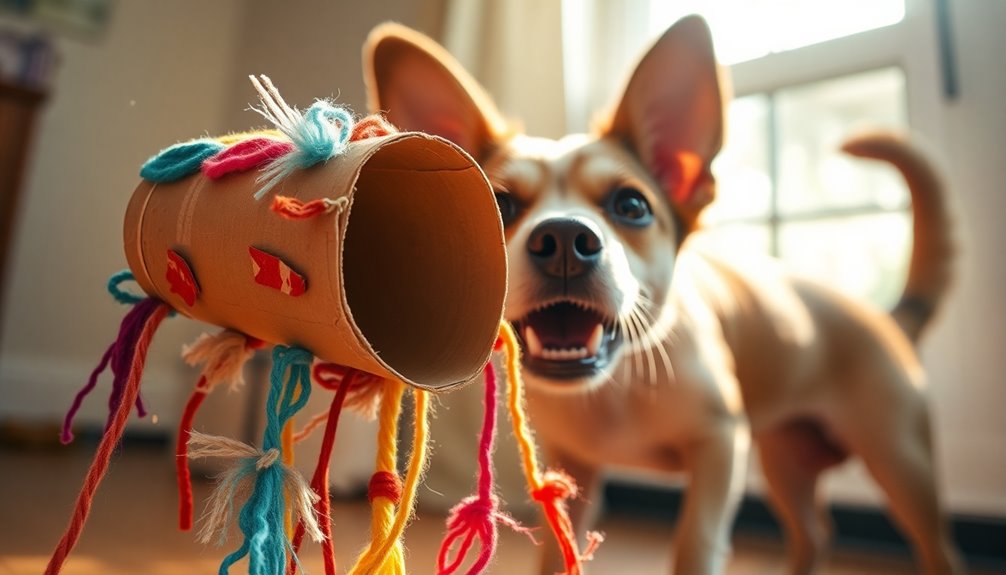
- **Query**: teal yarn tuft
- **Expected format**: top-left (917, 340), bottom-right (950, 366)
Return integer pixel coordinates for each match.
top-left (218, 345), bottom-right (313, 575)
top-left (141, 139), bottom-right (225, 183)
top-left (248, 75), bottom-right (354, 199)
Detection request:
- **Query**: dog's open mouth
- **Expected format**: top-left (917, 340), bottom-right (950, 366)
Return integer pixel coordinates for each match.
top-left (512, 300), bottom-right (621, 380)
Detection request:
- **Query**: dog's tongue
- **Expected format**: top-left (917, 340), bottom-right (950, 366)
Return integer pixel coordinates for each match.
top-left (524, 302), bottom-right (603, 349)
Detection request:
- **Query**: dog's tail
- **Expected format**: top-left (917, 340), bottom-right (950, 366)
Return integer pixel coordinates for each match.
top-left (841, 132), bottom-right (955, 343)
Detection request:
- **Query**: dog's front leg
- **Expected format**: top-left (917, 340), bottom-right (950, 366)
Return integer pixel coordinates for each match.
top-left (537, 446), bottom-right (602, 575)
top-left (672, 421), bottom-right (750, 575)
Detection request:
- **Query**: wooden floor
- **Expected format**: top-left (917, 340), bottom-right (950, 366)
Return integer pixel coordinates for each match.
top-left (0, 444), bottom-right (998, 575)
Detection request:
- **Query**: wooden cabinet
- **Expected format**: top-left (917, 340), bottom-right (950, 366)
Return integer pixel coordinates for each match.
top-left (0, 80), bottom-right (47, 336)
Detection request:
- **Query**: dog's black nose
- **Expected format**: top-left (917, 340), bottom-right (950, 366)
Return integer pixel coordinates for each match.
top-left (527, 217), bottom-right (604, 278)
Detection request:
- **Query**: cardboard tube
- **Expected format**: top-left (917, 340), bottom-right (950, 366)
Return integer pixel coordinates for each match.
top-left (124, 133), bottom-right (506, 391)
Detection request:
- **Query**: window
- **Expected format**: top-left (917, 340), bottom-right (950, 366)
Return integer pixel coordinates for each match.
top-left (704, 68), bottom-right (910, 307)
top-left (648, 0), bottom-right (905, 65)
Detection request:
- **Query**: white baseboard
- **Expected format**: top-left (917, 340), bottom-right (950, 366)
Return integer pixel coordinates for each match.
top-left (0, 353), bottom-right (185, 433)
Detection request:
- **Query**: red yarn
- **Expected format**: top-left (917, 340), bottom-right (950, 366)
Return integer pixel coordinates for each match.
top-left (176, 336), bottom-right (264, 531)
top-left (531, 470), bottom-right (604, 575)
top-left (437, 365), bottom-right (529, 575)
top-left (45, 302), bottom-right (170, 575)
top-left (350, 115), bottom-right (397, 141)
top-left (271, 196), bottom-right (336, 220)
top-left (176, 377), bottom-right (208, 531)
top-left (440, 363), bottom-right (535, 575)
top-left (287, 366), bottom-right (357, 575)
top-left (201, 137), bottom-right (294, 179)
top-left (368, 470), bottom-right (403, 504)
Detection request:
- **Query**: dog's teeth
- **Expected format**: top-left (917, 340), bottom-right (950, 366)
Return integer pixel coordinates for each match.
top-left (586, 324), bottom-right (604, 357)
top-left (539, 346), bottom-right (591, 361)
top-left (525, 326), bottom-right (544, 358)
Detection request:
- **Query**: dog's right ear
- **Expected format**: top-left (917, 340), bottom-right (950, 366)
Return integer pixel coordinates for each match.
top-left (364, 23), bottom-right (507, 160)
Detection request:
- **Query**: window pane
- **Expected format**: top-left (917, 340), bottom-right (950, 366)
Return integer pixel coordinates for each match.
top-left (649, 0), bottom-right (905, 65)
top-left (706, 95), bottom-right (772, 224)
top-left (692, 223), bottom-right (773, 258)
top-left (776, 67), bottom-right (908, 216)
top-left (778, 213), bottom-right (910, 308)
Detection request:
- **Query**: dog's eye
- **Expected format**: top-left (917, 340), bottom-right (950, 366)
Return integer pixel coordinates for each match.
top-left (609, 187), bottom-right (653, 226)
top-left (494, 190), bottom-right (519, 226)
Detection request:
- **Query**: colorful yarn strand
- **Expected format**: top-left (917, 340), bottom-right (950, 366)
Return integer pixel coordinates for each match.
top-left (271, 195), bottom-right (349, 220)
top-left (46, 301), bottom-right (171, 575)
top-left (213, 345), bottom-right (315, 575)
top-left (437, 361), bottom-right (528, 575)
top-left (176, 330), bottom-right (264, 531)
top-left (286, 364), bottom-right (362, 575)
top-left (347, 381), bottom-right (430, 575)
top-left (248, 75), bottom-right (354, 199)
top-left (500, 323), bottom-right (604, 575)
top-left (62, 272), bottom-right (161, 444)
top-left (202, 136), bottom-right (294, 180)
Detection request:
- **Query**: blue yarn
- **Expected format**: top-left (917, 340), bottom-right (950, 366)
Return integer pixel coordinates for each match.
top-left (140, 139), bottom-right (225, 183)
top-left (254, 101), bottom-right (354, 199)
top-left (107, 270), bottom-right (145, 305)
top-left (218, 345), bottom-right (313, 575)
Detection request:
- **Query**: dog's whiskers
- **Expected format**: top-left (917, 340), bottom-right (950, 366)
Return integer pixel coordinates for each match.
top-left (633, 296), bottom-right (677, 382)
top-left (628, 308), bottom-right (658, 384)
top-left (616, 314), bottom-right (642, 383)
top-left (619, 294), bottom-right (676, 384)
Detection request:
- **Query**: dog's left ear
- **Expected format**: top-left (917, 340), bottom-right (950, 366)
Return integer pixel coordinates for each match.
top-left (601, 15), bottom-right (727, 230)
top-left (363, 23), bottom-right (507, 161)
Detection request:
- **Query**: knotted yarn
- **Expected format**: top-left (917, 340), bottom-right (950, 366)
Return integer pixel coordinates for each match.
top-left (176, 330), bottom-right (266, 531)
top-left (248, 75), bottom-right (354, 199)
top-left (499, 323), bottom-right (604, 575)
top-left (197, 345), bottom-right (316, 575)
top-left (437, 363), bottom-right (529, 575)
top-left (347, 381), bottom-right (430, 575)
top-left (271, 195), bottom-right (349, 220)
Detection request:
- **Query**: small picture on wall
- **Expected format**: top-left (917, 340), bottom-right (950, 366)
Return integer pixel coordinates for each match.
top-left (0, 0), bottom-right (114, 39)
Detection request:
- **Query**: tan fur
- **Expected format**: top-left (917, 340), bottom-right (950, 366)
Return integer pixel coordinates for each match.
top-left (365, 17), bottom-right (963, 575)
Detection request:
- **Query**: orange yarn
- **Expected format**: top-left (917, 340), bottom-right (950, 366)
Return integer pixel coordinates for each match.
top-left (499, 322), bottom-right (603, 575)
top-left (271, 196), bottom-right (344, 220)
top-left (350, 114), bottom-right (397, 141)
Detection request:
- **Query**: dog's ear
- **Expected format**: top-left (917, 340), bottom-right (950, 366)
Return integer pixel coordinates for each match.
top-left (601, 15), bottom-right (727, 229)
top-left (364, 23), bottom-right (507, 160)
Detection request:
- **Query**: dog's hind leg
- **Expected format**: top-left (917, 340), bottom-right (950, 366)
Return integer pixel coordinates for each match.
top-left (756, 421), bottom-right (842, 575)
top-left (839, 392), bottom-right (964, 575)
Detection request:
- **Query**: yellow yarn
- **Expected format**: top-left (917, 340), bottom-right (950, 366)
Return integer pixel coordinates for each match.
top-left (500, 322), bottom-right (544, 490)
top-left (214, 128), bottom-right (285, 145)
top-left (346, 380), bottom-right (430, 575)
top-left (281, 418), bottom-right (295, 538)
top-left (347, 380), bottom-right (406, 575)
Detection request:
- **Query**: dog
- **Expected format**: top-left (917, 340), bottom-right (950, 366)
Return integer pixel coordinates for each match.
top-left (363, 15), bottom-right (963, 575)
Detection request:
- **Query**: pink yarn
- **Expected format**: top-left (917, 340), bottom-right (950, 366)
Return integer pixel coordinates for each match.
top-left (201, 137), bottom-right (294, 179)
top-left (437, 364), bottom-right (530, 575)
